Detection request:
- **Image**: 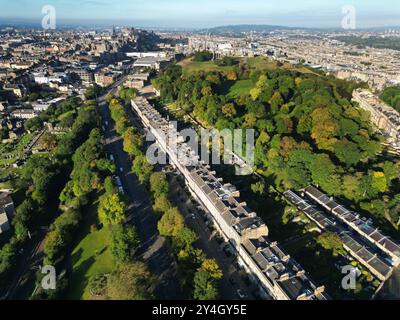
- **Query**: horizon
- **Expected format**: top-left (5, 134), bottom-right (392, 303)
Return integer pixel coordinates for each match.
top-left (1, 0), bottom-right (400, 29)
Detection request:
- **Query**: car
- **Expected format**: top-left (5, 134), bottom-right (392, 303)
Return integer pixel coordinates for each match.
top-left (119, 167), bottom-right (124, 173)
top-left (109, 154), bottom-right (115, 162)
top-left (236, 289), bottom-right (247, 300)
top-left (190, 213), bottom-right (196, 220)
top-left (118, 186), bottom-right (125, 194)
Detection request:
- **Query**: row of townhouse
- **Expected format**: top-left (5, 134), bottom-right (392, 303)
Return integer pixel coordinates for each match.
top-left (352, 89), bottom-right (400, 152)
top-left (303, 186), bottom-right (400, 266)
top-left (284, 190), bottom-right (394, 282)
top-left (131, 96), bottom-right (328, 300)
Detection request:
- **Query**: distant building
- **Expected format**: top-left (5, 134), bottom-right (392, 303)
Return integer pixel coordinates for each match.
top-left (0, 207), bottom-right (10, 234)
top-left (3, 84), bottom-right (27, 98)
top-left (94, 72), bottom-right (116, 87)
top-left (133, 57), bottom-right (161, 70)
top-left (126, 52), bottom-right (167, 59)
top-left (0, 192), bottom-right (15, 234)
top-left (353, 89), bottom-right (400, 152)
top-left (11, 108), bottom-right (36, 119)
top-left (68, 68), bottom-right (94, 85)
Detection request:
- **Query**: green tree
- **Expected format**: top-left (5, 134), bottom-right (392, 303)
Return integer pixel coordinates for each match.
top-left (193, 259), bottom-right (222, 300)
top-left (110, 224), bottom-right (140, 264)
top-left (150, 172), bottom-right (169, 198)
top-left (107, 262), bottom-right (155, 300)
top-left (157, 207), bottom-right (185, 237)
top-left (98, 193), bottom-right (127, 226)
top-left (123, 128), bottom-right (143, 157)
top-left (316, 232), bottom-right (345, 257)
top-left (43, 229), bottom-right (65, 264)
top-left (132, 155), bottom-right (154, 185)
top-left (152, 195), bottom-right (173, 215)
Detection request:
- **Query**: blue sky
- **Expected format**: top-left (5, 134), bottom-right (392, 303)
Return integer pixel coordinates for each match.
top-left (0, 0), bottom-right (399, 28)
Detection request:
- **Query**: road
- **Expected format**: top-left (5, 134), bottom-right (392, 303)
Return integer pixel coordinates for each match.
top-left (98, 91), bottom-right (185, 299)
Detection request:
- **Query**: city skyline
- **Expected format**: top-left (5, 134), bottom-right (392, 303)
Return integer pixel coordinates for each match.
top-left (1, 0), bottom-right (400, 29)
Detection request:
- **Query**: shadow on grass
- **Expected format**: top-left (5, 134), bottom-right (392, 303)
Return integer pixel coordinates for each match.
top-left (66, 256), bottom-right (96, 300)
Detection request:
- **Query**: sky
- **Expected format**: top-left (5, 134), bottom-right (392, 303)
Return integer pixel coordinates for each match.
top-left (0, 0), bottom-right (399, 29)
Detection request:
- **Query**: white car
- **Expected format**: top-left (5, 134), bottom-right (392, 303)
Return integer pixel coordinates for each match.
top-left (119, 167), bottom-right (124, 173)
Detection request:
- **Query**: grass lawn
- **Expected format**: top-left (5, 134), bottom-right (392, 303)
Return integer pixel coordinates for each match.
top-left (227, 79), bottom-right (253, 98)
top-left (179, 58), bottom-right (236, 76)
top-left (244, 56), bottom-right (279, 71)
top-left (65, 199), bottom-right (114, 300)
top-left (58, 110), bottom-right (76, 121)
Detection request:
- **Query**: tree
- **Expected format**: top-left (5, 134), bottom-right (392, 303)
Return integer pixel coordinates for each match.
top-left (269, 91), bottom-right (284, 112)
top-left (371, 171), bottom-right (388, 193)
top-left (132, 155), bottom-right (154, 185)
top-left (0, 241), bottom-right (17, 276)
top-left (123, 128), bottom-right (143, 157)
top-left (150, 172), bottom-right (169, 198)
top-left (85, 84), bottom-right (102, 100)
top-left (200, 259), bottom-right (223, 280)
top-left (226, 71), bottom-right (238, 81)
top-left (107, 262), bottom-right (155, 300)
top-left (110, 224), bottom-right (140, 265)
top-left (193, 270), bottom-right (219, 300)
top-left (0, 127), bottom-right (9, 140)
top-left (175, 227), bottom-right (198, 251)
top-left (251, 181), bottom-right (265, 195)
top-left (24, 117), bottom-right (43, 132)
top-left (98, 193), bottom-right (127, 226)
top-left (193, 51), bottom-right (213, 62)
top-left (152, 195), bottom-right (173, 215)
top-left (88, 273), bottom-right (108, 296)
top-left (222, 103), bottom-right (237, 119)
top-left (119, 87), bottom-right (138, 105)
top-left (41, 132), bottom-right (57, 151)
top-left (316, 232), bottom-right (345, 257)
top-left (43, 229), bottom-right (65, 264)
top-left (157, 207), bottom-right (185, 237)
top-left (193, 260), bottom-right (222, 300)
top-left (334, 140), bottom-right (362, 167)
